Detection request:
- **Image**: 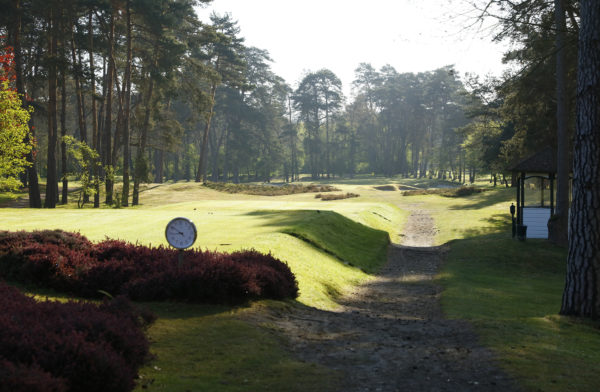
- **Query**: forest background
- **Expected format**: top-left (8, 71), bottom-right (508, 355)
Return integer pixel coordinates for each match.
top-left (0, 0), bottom-right (579, 209)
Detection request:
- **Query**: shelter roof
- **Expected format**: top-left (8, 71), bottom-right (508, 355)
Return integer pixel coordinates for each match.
top-left (510, 146), bottom-right (557, 174)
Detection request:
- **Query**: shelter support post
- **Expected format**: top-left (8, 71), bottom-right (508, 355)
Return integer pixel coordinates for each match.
top-left (550, 173), bottom-right (555, 216)
top-left (516, 174), bottom-right (521, 225)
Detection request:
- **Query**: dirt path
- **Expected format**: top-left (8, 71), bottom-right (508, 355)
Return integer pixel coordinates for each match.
top-left (245, 210), bottom-right (519, 391)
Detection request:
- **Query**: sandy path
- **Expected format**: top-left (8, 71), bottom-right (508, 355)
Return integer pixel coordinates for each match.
top-left (243, 210), bottom-right (519, 391)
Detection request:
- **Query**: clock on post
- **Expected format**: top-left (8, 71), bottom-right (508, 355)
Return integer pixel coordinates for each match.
top-left (165, 217), bottom-right (197, 268)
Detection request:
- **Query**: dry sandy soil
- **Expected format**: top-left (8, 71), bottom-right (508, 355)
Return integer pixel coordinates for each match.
top-left (244, 210), bottom-right (520, 392)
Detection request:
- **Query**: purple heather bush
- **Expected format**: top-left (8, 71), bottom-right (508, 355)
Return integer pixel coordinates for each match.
top-left (0, 281), bottom-right (154, 392)
top-left (0, 230), bottom-right (298, 303)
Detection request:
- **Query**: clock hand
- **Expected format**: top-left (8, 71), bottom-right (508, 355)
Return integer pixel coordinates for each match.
top-left (170, 227), bottom-right (184, 235)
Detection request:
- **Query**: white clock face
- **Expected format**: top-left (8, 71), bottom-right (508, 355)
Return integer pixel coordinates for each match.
top-left (165, 217), bottom-right (197, 249)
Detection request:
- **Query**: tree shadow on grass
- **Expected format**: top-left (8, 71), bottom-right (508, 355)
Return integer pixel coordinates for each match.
top-left (455, 213), bottom-right (512, 239)
top-left (10, 280), bottom-right (235, 320)
top-left (242, 209), bottom-right (314, 228)
top-left (447, 188), bottom-right (514, 210)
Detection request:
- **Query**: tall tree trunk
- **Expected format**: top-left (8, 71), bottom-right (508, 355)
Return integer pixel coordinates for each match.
top-left (132, 44), bottom-right (158, 205)
top-left (311, 107), bottom-right (319, 179)
top-left (110, 52), bottom-right (125, 168)
top-left (12, 0), bottom-right (41, 207)
top-left (121, 0), bottom-right (132, 207)
top-left (73, 28), bottom-right (90, 204)
top-left (44, 10), bottom-right (58, 208)
top-left (173, 153), bottom-right (180, 181)
top-left (111, 73), bottom-right (123, 167)
top-left (560, 0), bottom-right (600, 318)
top-left (103, 8), bottom-right (115, 205)
top-left (209, 128), bottom-right (218, 182)
top-left (549, 0), bottom-right (571, 245)
top-left (154, 149), bottom-right (164, 183)
top-left (89, 11), bottom-right (100, 208)
top-left (223, 127), bottom-right (231, 182)
top-left (349, 132), bottom-right (355, 179)
top-left (325, 93), bottom-right (330, 178)
top-left (70, 23), bottom-right (87, 143)
top-left (60, 68), bottom-right (68, 204)
top-left (196, 82), bottom-right (217, 182)
top-left (97, 57), bottom-right (107, 151)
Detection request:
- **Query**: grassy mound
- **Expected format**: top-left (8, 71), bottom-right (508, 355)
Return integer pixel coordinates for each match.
top-left (203, 182), bottom-right (340, 196)
top-left (315, 192), bottom-right (360, 201)
top-left (403, 186), bottom-right (487, 198)
top-left (373, 185), bottom-right (397, 191)
top-left (281, 210), bottom-right (389, 273)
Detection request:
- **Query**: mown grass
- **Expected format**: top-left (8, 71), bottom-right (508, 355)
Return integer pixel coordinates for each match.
top-left (5, 178), bottom-right (598, 392)
top-left (0, 202), bottom-right (393, 309)
top-left (0, 184), bottom-right (397, 391)
top-left (418, 187), bottom-right (514, 245)
top-left (133, 302), bottom-right (340, 392)
top-left (439, 232), bottom-right (600, 392)
top-left (2, 190), bottom-right (391, 391)
top-left (279, 210), bottom-right (389, 273)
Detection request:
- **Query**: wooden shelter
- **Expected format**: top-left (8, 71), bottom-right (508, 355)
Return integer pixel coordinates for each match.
top-left (510, 147), bottom-right (557, 239)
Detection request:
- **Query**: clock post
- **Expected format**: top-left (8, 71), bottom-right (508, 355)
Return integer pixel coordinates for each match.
top-left (178, 249), bottom-right (184, 269)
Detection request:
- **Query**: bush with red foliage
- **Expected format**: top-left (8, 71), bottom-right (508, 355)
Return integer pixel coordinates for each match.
top-left (0, 281), bottom-right (153, 392)
top-left (0, 359), bottom-right (67, 392)
top-left (0, 42), bottom-right (17, 87)
top-left (0, 230), bottom-right (299, 303)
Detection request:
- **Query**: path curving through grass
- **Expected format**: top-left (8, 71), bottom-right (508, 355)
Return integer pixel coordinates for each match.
top-left (242, 209), bottom-right (519, 391)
